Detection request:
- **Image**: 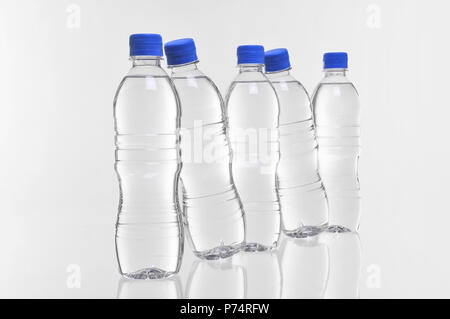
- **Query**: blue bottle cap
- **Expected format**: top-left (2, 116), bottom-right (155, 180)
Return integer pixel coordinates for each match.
top-left (264, 48), bottom-right (291, 72)
top-left (237, 45), bottom-right (265, 64)
top-left (164, 38), bottom-right (199, 66)
top-left (129, 33), bottom-right (163, 57)
top-left (323, 52), bottom-right (348, 69)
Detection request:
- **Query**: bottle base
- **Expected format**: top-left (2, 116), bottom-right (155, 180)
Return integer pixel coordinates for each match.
top-left (194, 242), bottom-right (244, 260)
top-left (243, 242), bottom-right (277, 252)
top-left (284, 225), bottom-right (324, 238)
top-left (325, 225), bottom-right (352, 233)
top-left (121, 268), bottom-right (176, 280)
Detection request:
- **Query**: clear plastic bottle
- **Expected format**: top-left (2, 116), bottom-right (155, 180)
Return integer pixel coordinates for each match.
top-left (114, 34), bottom-right (183, 279)
top-left (164, 38), bottom-right (245, 259)
top-left (226, 45), bottom-right (281, 251)
top-left (265, 48), bottom-right (329, 237)
top-left (312, 52), bottom-right (361, 232)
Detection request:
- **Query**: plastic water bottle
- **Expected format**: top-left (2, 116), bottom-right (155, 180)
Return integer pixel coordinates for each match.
top-left (114, 34), bottom-right (183, 279)
top-left (226, 45), bottom-right (281, 251)
top-left (265, 48), bottom-right (329, 237)
top-left (312, 52), bottom-right (361, 232)
top-left (164, 38), bottom-right (245, 259)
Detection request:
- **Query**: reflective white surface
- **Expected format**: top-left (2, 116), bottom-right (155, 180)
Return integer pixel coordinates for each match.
top-left (1, 0), bottom-right (450, 298)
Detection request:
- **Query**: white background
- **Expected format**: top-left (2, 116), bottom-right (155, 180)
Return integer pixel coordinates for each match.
top-left (0, 0), bottom-right (449, 298)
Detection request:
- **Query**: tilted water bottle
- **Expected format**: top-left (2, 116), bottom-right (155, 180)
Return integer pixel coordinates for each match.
top-left (114, 34), bottom-right (183, 279)
top-left (164, 38), bottom-right (245, 259)
top-left (312, 52), bottom-right (361, 232)
top-left (226, 45), bottom-right (281, 251)
top-left (265, 48), bottom-right (329, 237)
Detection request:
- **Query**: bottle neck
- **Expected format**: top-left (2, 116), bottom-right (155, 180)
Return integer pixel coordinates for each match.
top-left (266, 69), bottom-right (291, 78)
top-left (324, 68), bottom-right (347, 77)
top-left (170, 61), bottom-right (199, 74)
top-left (238, 64), bottom-right (264, 73)
top-left (131, 56), bottom-right (162, 67)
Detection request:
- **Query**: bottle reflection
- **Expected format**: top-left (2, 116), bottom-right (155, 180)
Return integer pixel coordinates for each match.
top-left (117, 275), bottom-right (183, 299)
top-left (280, 235), bottom-right (329, 298)
top-left (186, 258), bottom-right (245, 299)
top-left (321, 232), bottom-right (361, 299)
top-left (233, 250), bottom-right (282, 299)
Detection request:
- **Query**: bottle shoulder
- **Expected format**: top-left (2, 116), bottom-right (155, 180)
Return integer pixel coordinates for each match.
top-left (226, 77), bottom-right (278, 106)
top-left (268, 76), bottom-right (312, 124)
top-left (171, 67), bottom-right (205, 79)
top-left (231, 70), bottom-right (271, 83)
top-left (312, 74), bottom-right (359, 99)
top-left (266, 73), bottom-right (296, 82)
top-left (312, 77), bottom-right (361, 120)
top-left (126, 65), bottom-right (170, 77)
top-left (270, 76), bottom-right (309, 96)
top-left (225, 73), bottom-right (279, 117)
top-left (319, 74), bottom-right (353, 85)
top-left (171, 69), bottom-right (223, 102)
top-left (114, 66), bottom-right (179, 107)
top-left (169, 68), bottom-right (225, 127)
